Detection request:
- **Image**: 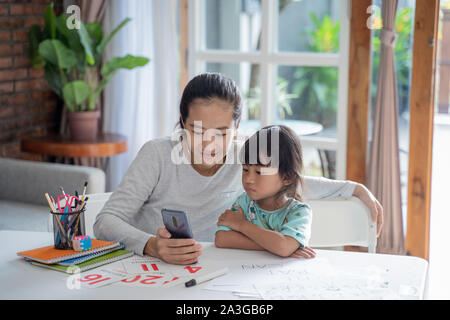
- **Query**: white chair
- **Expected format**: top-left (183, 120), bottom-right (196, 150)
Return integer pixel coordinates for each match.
top-left (308, 197), bottom-right (377, 253)
top-left (77, 193), bottom-right (377, 253)
top-left (78, 192), bottom-right (113, 237)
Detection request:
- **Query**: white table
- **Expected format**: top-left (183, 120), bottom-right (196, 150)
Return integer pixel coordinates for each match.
top-left (0, 231), bottom-right (428, 300)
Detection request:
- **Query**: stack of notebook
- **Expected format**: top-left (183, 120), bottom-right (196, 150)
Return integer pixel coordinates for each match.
top-left (17, 239), bottom-right (134, 274)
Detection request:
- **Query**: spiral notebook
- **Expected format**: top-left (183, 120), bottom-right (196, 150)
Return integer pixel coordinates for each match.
top-left (30, 249), bottom-right (134, 274)
top-left (57, 243), bottom-right (126, 266)
top-left (17, 239), bottom-right (121, 264)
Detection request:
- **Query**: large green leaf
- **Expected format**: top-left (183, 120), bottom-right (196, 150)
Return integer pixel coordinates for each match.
top-left (96, 18), bottom-right (131, 54)
top-left (78, 22), bottom-right (96, 66)
top-left (101, 54), bottom-right (150, 78)
top-left (44, 63), bottom-right (63, 97)
top-left (29, 25), bottom-right (46, 68)
top-left (93, 55), bottom-right (149, 106)
top-left (86, 22), bottom-right (103, 45)
top-left (43, 3), bottom-right (57, 39)
top-left (62, 81), bottom-right (90, 112)
top-left (55, 14), bottom-right (83, 52)
top-left (39, 39), bottom-right (77, 70)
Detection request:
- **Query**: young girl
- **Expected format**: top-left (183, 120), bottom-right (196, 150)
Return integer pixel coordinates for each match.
top-left (215, 125), bottom-right (315, 259)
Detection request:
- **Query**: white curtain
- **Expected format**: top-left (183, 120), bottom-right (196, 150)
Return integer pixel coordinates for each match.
top-left (103, 0), bottom-right (179, 191)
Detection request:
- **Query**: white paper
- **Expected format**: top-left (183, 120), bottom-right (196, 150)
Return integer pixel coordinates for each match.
top-left (202, 260), bottom-right (283, 295)
top-left (202, 257), bottom-right (402, 300)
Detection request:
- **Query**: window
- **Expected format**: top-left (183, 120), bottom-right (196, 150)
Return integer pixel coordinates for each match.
top-left (188, 0), bottom-right (350, 179)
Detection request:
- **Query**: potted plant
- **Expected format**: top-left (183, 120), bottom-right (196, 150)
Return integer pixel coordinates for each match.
top-left (29, 3), bottom-right (150, 141)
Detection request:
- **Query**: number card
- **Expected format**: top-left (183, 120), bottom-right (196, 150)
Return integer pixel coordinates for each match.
top-left (77, 269), bottom-right (129, 288)
top-left (118, 274), bottom-right (183, 288)
top-left (120, 274), bottom-right (166, 288)
top-left (161, 276), bottom-right (183, 288)
top-left (168, 264), bottom-right (205, 277)
top-left (122, 256), bottom-right (170, 275)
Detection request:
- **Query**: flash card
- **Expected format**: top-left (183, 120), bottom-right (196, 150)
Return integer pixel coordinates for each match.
top-left (120, 274), bottom-right (166, 288)
top-left (168, 263), bottom-right (206, 277)
top-left (77, 268), bottom-right (129, 288)
top-left (122, 257), bottom-right (171, 275)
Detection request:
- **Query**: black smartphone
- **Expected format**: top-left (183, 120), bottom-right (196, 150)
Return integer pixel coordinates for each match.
top-left (161, 208), bottom-right (194, 239)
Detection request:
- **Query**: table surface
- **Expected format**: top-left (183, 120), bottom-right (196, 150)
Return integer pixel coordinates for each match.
top-left (20, 133), bottom-right (127, 158)
top-left (0, 231), bottom-right (428, 300)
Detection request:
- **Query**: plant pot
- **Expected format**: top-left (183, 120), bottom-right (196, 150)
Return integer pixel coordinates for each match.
top-left (67, 110), bottom-right (100, 141)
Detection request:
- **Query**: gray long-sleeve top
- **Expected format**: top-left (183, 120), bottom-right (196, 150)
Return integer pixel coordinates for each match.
top-left (94, 137), bottom-right (356, 255)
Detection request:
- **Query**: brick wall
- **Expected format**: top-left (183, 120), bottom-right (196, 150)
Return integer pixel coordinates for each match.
top-left (0, 0), bottom-right (63, 160)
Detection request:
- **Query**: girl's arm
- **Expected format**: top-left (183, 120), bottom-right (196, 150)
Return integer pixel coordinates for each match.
top-left (217, 206), bottom-right (300, 257)
top-left (215, 230), bottom-right (264, 250)
top-left (238, 222), bottom-right (300, 257)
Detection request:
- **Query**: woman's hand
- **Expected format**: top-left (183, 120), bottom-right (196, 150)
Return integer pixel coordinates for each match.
top-left (353, 183), bottom-right (384, 237)
top-left (144, 227), bottom-right (202, 265)
top-left (217, 206), bottom-right (247, 232)
top-left (289, 246), bottom-right (316, 259)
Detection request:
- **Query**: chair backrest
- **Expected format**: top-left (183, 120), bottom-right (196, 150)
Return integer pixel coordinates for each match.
top-left (307, 197), bottom-right (377, 253)
top-left (83, 192), bottom-right (113, 237)
top-left (79, 193), bottom-right (377, 253)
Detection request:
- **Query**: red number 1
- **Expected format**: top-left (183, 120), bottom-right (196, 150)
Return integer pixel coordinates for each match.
top-left (151, 264), bottom-right (159, 271)
top-left (141, 263), bottom-right (159, 272)
top-left (163, 277), bottom-right (179, 285)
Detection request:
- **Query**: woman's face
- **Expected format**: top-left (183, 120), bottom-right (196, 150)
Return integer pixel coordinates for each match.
top-left (183, 98), bottom-right (238, 168)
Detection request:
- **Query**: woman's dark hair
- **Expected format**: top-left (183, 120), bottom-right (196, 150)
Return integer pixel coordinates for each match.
top-left (240, 125), bottom-right (305, 202)
top-left (178, 73), bottom-right (242, 128)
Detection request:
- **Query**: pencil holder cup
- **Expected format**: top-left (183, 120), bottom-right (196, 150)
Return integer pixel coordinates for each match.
top-left (51, 208), bottom-right (86, 250)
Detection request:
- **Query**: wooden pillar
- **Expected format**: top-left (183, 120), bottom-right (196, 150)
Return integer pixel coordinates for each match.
top-left (346, 0), bottom-right (372, 184)
top-left (406, 0), bottom-right (440, 260)
top-left (180, 0), bottom-right (189, 94)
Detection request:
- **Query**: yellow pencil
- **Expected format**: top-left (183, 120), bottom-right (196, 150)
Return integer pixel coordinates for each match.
top-left (45, 193), bottom-right (56, 213)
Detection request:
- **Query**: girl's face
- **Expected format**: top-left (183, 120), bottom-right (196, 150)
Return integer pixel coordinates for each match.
top-left (183, 98), bottom-right (238, 168)
top-left (242, 164), bottom-right (288, 201)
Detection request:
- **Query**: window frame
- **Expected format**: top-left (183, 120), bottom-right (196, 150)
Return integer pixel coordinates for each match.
top-left (187, 0), bottom-right (350, 180)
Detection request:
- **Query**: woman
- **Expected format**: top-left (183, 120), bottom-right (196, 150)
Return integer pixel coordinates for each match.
top-left (94, 73), bottom-right (383, 265)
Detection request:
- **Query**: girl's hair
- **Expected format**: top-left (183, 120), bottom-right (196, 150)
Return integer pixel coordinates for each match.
top-left (178, 73), bottom-right (242, 128)
top-left (240, 125), bottom-right (305, 202)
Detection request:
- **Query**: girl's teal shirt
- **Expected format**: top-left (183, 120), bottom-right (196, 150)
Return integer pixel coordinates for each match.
top-left (216, 192), bottom-right (312, 248)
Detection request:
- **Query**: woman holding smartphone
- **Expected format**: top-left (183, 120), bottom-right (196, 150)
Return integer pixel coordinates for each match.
top-left (94, 73), bottom-right (383, 265)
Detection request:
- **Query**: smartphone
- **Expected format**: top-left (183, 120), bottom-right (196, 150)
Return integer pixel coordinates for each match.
top-left (161, 208), bottom-right (194, 239)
